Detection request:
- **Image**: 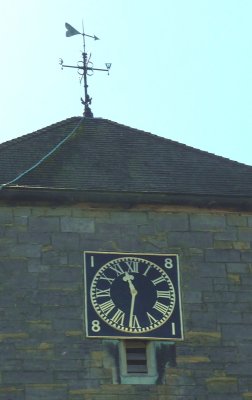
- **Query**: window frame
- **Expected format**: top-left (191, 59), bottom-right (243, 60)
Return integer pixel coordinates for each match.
top-left (119, 340), bottom-right (158, 384)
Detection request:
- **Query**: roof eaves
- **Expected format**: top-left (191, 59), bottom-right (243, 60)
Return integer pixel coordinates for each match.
top-left (2, 185), bottom-right (252, 210)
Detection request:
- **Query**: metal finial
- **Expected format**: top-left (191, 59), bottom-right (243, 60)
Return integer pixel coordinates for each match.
top-left (60, 22), bottom-right (111, 118)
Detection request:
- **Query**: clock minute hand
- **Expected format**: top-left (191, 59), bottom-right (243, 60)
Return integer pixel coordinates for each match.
top-left (129, 288), bottom-right (138, 328)
top-left (123, 272), bottom-right (138, 328)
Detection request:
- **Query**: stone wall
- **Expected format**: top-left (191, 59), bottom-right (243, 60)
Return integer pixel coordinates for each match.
top-left (0, 203), bottom-right (252, 399)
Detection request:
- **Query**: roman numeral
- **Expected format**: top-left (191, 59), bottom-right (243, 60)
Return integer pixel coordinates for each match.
top-left (99, 299), bottom-right (115, 315)
top-left (147, 312), bottom-right (158, 325)
top-left (126, 260), bottom-right (139, 273)
top-left (95, 288), bottom-right (111, 298)
top-left (153, 301), bottom-right (169, 315)
top-left (143, 265), bottom-right (151, 276)
top-left (157, 290), bottom-right (173, 299)
top-left (152, 276), bottom-right (166, 286)
top-left (90, 256), bottom-right (95, 267)
top-left (110, 308), bottom-right (125, 325)
top-left (109, 263), bottom-right (124, 276)
top-left (99, 272), bottom-right (115, 285)
top-left (131, 315), bottom-right (141, 329)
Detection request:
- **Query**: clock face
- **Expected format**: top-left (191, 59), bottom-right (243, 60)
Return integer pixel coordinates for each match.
top-left (84, 252), bottom-right (183, 340)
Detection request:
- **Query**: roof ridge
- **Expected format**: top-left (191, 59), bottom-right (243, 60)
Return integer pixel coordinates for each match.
top-left (0, 116), bottom-right (81, 150)
top-left (98, 118), bottom-right (252, 169)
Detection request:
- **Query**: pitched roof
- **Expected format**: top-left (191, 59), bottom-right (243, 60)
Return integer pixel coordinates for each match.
top-left (1, 117), bottom-right (252, 207)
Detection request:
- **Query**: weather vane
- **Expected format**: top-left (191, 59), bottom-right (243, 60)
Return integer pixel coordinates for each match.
top-left (60, 22), bottom-right (111, 117)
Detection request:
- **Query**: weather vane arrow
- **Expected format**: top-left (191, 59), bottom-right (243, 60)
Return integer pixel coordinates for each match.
top-left (65, 22), bottom-right (99, 40)
top-left (60, 22), bottom-right (111, 117)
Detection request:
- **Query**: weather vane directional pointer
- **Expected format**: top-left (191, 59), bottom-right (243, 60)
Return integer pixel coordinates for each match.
top-left (60, 22), bottom-right (111, 117)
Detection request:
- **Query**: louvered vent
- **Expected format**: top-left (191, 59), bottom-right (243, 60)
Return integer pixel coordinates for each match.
top-left (125, 341), bottom-right (148, 374)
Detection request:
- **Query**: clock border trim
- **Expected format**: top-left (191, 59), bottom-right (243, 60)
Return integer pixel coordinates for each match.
top-left (84, 251), bottom-right (184, 341)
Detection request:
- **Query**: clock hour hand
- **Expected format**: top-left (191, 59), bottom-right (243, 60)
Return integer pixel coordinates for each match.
top-left (123, 272), bottom-right (138, 328)
top-left (123, 271), bottom-right (137, 296)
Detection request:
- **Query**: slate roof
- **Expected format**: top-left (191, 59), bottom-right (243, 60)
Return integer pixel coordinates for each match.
top-left (0, 117), bottom-right (252, 207)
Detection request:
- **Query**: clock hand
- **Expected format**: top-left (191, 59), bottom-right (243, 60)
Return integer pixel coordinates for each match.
top-left (129, 290), bottom-right (137, 328)
top-left (123, 272), bottom-right (137, 296)
top-left (123, 272), bottom-right (138, 328)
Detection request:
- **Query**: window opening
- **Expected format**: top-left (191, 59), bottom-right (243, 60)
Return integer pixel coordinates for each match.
top-left (125, 341), bottom-right (148, 374)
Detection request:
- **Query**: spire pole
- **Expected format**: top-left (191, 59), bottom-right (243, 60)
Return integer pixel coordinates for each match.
top-left (60, 22), bottom-right (111, 118)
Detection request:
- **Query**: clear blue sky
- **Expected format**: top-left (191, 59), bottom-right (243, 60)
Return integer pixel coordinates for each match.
top-left (1, 0), bottom-right (252, 165)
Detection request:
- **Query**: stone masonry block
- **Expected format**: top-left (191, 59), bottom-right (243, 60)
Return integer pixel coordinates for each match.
top-left (72, 208), bottom-right (110, 218)
top-left (28, 258), bottom-right (50, 273)
top-left (30, 291), bottom-right (82, 307)
top-left (208, 346), bottom-right (239, 363)
top-left (183, 291), bottom-right (202, 303)
top-left (14, 215), bottom-right (28, 227)
top-left (50, 359), bottom-right (83, 372)
top-left (95, 223), bottom-right (127, 236)
top-left (222, 324), bottom-right (252, 342)
top-left (9, 244), bottom-right (41, 258)
top-left (25, 385), bottom-right (67, 400)
top-left (247, 216), bottom-right (252, 227)
top-left (233, 241), bottom-right (250, 250)
top-left (238, 229), bottom-right (252, 241)
top-left (241, 251), bottom-right (252, 262)
top-left (61, 217), bottom-right (94, 233)
top-left (226, 363), bottom-right (252, 375)
top-left (206, 376), bottom-right (238, 393)
top-left (226, 263), bottom-right (249, 273)
top-left (52, 318), bottom-right (82, 331)
top-left (0, 258), bottom-right (27, 272)
top-left (48, 266), bottom-right (82, 283)
top-left (0, 208), bottom-right (13, 224)
top-left (150, 212), bottom-right (189, 231)
top-left (186, 330), bottom-right (221, 345)
top-left (167, 232), bottom-right (213, 248)
top-left (208, 395), bottom-right (243, 400)
top-left (18, 232), bottom-right (50, 245)
top-left (51, 232), bottom-right (80, 251)
top-left (41, 306), bottom-right (81, 320)
top-left (13, 206), bottom-right (32, 216)
top-left (183, 275), bottom-right (213, 290)
top-left (109, 211), bottom-right (148, 225)
top-left (190, 311), bottom-right (217, 330)
top-left (216, 311), bottom-right (242, 324)
top-left (213, 240), bottom-right (233, 249)
top-left (200, 263), bottom-right (226, 277)
top-left (240, 378), bottom-right (252, 392)
top-left (243, 393), bottom-right (252, 399)
top-left (29, 217), bottom-right (60, 232)
top-left (215, 231), bottom-right (237, 241)
top-left (42, 250), bottom-right (68, 265)
top-left (241, 275), bottom-right (252, 287)
top-left (0, 388), bottom-right (25, 400)
top-left (235, 291), bottom-right (252, 302)
top-left (205, 249), bottom-right (240, 262)
top-left (237, 344), bottom-right (252, 361)
top-left (190, 214), bottom-right (226, 231)
top-left (2, 371), bottom-right (53, 384)
top-left (32, 207), bottom-right (72, 216)
top-left (227, 214), bottom-right (247, 226)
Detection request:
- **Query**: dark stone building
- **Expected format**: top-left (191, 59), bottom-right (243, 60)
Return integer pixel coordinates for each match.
top-left (0, 116), bottom-right (252, 399)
